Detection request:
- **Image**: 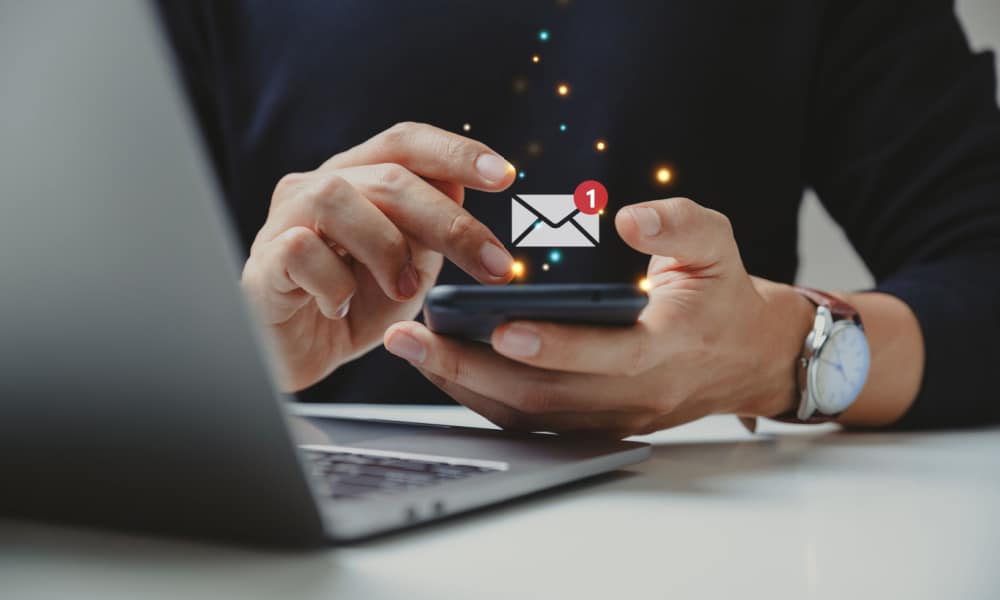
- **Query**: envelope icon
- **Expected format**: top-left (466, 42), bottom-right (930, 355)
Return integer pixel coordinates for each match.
top-left (511, 194), bottom-right (599, 247)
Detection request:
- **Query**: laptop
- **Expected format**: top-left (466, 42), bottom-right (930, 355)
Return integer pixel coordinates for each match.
top-left (0, 1), bottom-right (649, 544)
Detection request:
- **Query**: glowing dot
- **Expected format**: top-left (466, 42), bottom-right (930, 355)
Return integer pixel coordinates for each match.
top-left (556, 83), bottom-right (570, 97)
top-left (531, 54), bottom-right (541, 64)
top-left (595, 139), bottom-right (607, 152)
top-left (538, 29), bottom-right (550, 42)
top-left (462, 123), bottom-right (471, 132)
top-left (655, 167), bottom-right (672, 184)
top-left (542, 263), bottom-right (550, 271)
top-left (526, 140), bottom-right (543, 156)
top-left (511, 261), bottom-right (525, 277)
top-left (533, 221), bottom-right (542, 229)
top-left (518, 170), bottom-right (526, 180)
top-left (548, 249), bottom-right (562, 263)
top-left (559, 123), bottom-right (567, 132)
top-left (598, 209), bottom-right (605, 215)
top-left (638, 277), bottom-right (652, 292)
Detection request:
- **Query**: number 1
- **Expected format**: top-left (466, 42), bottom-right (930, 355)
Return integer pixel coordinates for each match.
top-left (586, 188), bottom-right (595, 209)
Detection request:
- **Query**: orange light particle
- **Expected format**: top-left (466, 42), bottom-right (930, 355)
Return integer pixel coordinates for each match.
top-left (595, 139), bottom-right (607, 152)
top-left (531, 54), bottom-right (541, 64)
top-left (655, 167), bottom-right (672, 184)
top-left (511, 260), bottom-right (526, 278)
top-left (556, 83), bottom-right (570, 97)
top-left (638, 277), bottom-right (652, 292)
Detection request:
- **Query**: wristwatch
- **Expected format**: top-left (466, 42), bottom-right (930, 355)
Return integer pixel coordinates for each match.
top-left (774, 287), bottom-right (871, 423)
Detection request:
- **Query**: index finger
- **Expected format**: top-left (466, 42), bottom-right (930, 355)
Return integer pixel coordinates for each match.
top-left (490, 320), bottom-right (660, 377)
top-left (321, 122), bottom-right (516, 192)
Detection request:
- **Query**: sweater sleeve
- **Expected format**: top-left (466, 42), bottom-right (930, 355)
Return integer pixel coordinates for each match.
top-left (805, 0), bottom-right (1000, 428)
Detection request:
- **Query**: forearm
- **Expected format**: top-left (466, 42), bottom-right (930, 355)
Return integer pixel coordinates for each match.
top-left (751, 282), bottom-right (924, 427)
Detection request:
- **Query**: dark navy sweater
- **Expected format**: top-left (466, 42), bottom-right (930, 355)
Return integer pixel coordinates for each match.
top-left (158, 1), bottom-right (1000, 428)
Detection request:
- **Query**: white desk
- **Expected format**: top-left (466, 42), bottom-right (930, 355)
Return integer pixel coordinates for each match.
top-left (4, 405), bottom-right (1000, 600)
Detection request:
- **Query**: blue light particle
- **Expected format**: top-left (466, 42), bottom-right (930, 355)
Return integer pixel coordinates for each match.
top-left (518, 170), bottom-right (526, 180)
top-left (559, 123), bottom-right (568, 132)
top-left (549, 249), bottom-right (562, 263)
top-left (538, 29), bottom-right (550, 42)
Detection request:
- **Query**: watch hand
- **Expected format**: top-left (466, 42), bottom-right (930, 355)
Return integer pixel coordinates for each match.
top-left (816, 356), bottom-right (847, 378)
top-left (831, 342), bottom-right (844, 365)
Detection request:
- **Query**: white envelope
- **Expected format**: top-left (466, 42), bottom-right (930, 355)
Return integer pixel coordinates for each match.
top-left (511, 194), bottom-right (600, 247)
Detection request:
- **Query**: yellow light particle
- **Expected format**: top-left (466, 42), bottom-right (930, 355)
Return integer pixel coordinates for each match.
top-left (462, 123), bottom-right (471, 132)
top-left (598, 209), bottom-right (605, 216)
top-left (638, 277), bottom-right (651, 292)
top-left (542, 263), bottom-right (550, 271)
top-left (511, 260), bottom-right (525, 278)
top-left (531, 54), bottom-right (541, 64)
top-left (655, 167), bottom-right (672, 184)
top-left (595, 139), bottom-right (607, 152)
top-left (556, 83), bottom-right (570, 97)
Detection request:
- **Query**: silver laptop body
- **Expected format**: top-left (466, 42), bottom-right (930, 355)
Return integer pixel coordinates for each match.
top-left (0, 0), bottom-right (650, 544)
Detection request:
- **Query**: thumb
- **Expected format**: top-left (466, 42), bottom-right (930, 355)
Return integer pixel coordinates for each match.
top-left (615, 197), bottom-right (739, 270)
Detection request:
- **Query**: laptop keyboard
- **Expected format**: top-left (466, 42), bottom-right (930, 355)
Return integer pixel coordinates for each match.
top-left (302, 448), bottom-right (504, 500)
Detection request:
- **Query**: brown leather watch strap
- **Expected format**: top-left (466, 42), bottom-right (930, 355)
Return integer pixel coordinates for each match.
top-left (771, 410), bottom-right (839, 424)
top-left (793, 286), bottom-right (859, 320)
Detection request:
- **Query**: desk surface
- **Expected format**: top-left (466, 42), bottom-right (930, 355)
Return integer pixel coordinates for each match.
top-left (4, 405), bottom-right (1000, 600)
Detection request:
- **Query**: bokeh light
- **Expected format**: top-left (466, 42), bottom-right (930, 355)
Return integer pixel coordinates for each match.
top-left (595, 139), bottom-right (607, 152)
top-left (638, 277), bottom-right (651, 292)
top-left (559, 123), bottom-right (567, 132)
top-left (462, 123), bottom-right (471, 132)
top-left (538, 29), bottom-right (550, 42)
top-left (531, 54), bottom-right (541, 64)
top-left (556, 83), bottom-right (570, 97)
top-left (511, 261), bottom-right (526, 278)
top-left (655, 166), bottom-right (672, 184)
top-left (542, 263), bottom-right (550, 271)
top-left (549, 249), bottom-right (562, 263)
top-left (518, 170), bottom-right (526, 180)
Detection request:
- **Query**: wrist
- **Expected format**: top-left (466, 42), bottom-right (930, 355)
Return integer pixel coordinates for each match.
top-left (743, 279), bottom-right (815, 418)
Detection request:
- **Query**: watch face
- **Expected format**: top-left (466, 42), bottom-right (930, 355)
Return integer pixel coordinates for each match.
top-left (810, 321), bottom-right (870, 415)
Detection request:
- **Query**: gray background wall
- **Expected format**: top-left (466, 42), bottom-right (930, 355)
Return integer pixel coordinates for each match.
top-left (797, 0), bottom-right (1000, 289)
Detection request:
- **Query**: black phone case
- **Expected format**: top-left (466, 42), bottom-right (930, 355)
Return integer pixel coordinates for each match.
top-left (423, 284), bottom-right (648, 342)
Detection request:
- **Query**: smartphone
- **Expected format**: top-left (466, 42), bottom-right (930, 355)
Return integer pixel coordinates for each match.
top-left (423, 284), bottom-right (648, 342)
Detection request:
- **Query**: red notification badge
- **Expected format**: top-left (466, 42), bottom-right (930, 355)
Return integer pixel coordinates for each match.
top-left (573, 180), bottom-right (608, 215)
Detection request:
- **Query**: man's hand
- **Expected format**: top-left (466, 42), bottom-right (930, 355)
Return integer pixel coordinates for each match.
top-left (241, 122), bottom-right (517, 391)
top-left (384, 197), bottom-right (817, 438)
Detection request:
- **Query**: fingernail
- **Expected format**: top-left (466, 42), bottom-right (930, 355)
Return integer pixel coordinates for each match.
top-left (475, 153), bottom-right (513, 183)
top-left (480, 242), bottom-right (513, 278)
top-left (496, 325), bottom-right (541, 358)
top-left (334, 298), bottom-right (351, 319)
top-left (397, 264), bottom-right (420, 298)
top-left (628, 207), bottom-right (661, 236)
top-left (385, 331), bottom-right (427, 364)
